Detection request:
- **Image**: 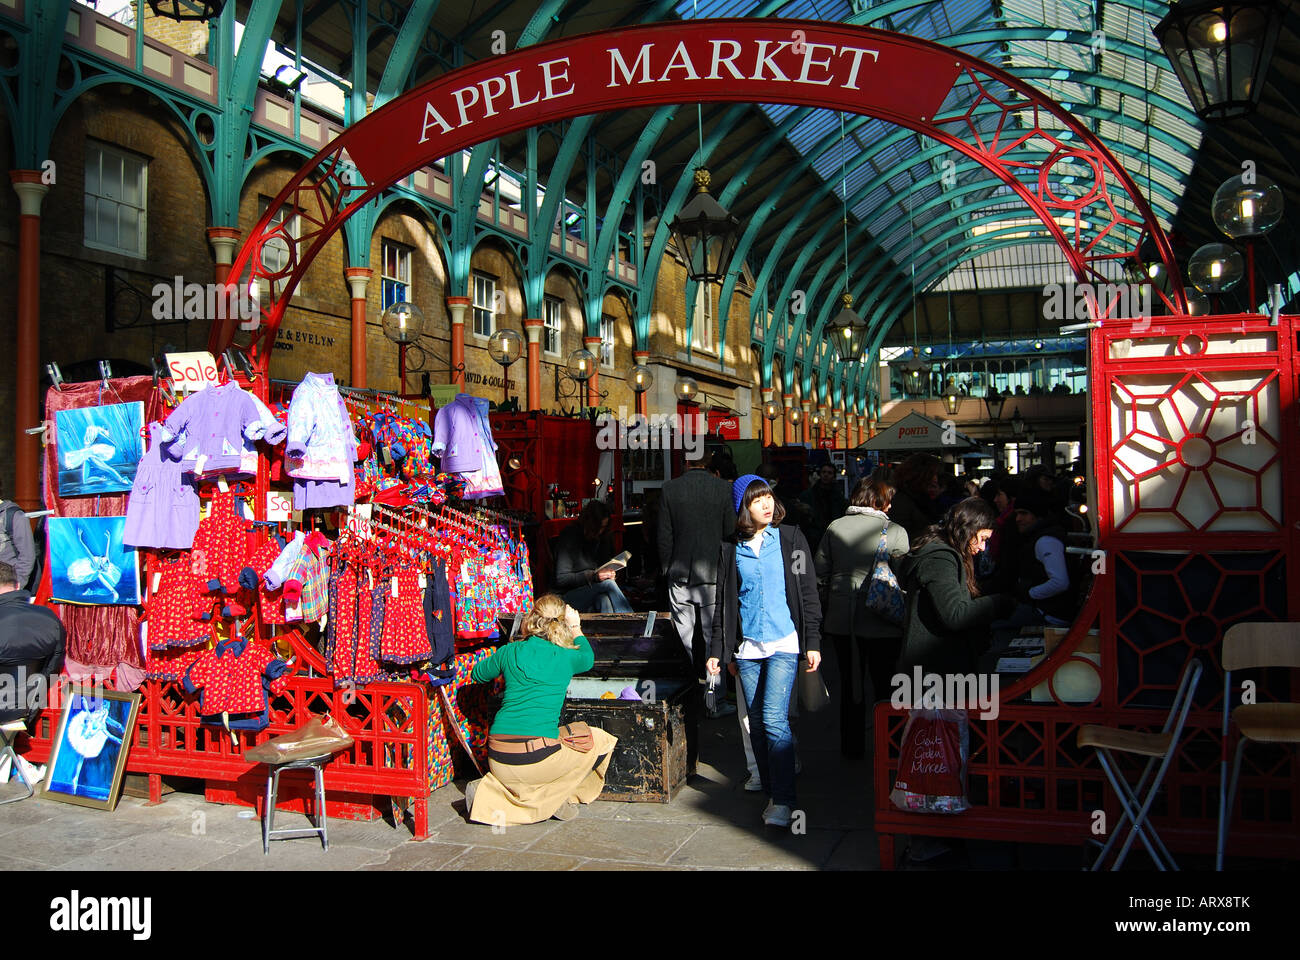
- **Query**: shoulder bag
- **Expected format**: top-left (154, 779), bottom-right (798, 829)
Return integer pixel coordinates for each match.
top-left (863, 521), bottom-right (906, 625)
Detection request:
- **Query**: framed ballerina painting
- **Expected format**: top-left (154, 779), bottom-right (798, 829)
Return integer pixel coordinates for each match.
top-left (43, 687), bottom-right (141, 811)
top-left (55, 402), bottom-right (145, 497)
top-left (48, 516), bottom-right (141, 606)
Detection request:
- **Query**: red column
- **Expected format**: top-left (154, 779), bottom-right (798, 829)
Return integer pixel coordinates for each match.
top-left (634, 350), bottom-right (650, 418)
top-left (584, 335), bottom-right (602, 408)
top-left (447, 296), bottom-right (469, 389)
top-left (524, 318), bottom-right (543, 411)
top-left (761, 388), bottom-right (773, 446)
top-left (782, 392), bottom-right (796, 445)
top-left (11, 172), bottom-right (48, 512)
top-left (344, 268), bottom-right (372, 388)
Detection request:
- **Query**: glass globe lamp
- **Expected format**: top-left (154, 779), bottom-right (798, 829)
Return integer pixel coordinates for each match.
top-left (630, 363), bottom-right (653, 394)
top-left (1212, 173), bottom-right (1284, 238)
top-left (676, 376), bottom-right (699, 402)
top-left (380, 301), bottom-right (425, 344)
top-left (487, 328), bottom-right (523, 367)
top-left (566, 348), bottom-right (596, 382)
top-left (1188, 242), bottom-right (1245, 294)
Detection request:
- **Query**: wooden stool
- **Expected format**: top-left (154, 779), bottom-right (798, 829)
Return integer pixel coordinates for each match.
top-left (262, 753), bottom-right (331, 855)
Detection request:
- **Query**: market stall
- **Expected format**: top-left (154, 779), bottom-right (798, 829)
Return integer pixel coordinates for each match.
top-left (16, 365), bottom-right (545, 837)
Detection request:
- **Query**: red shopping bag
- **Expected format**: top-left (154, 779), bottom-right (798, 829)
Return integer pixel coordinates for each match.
top-left (889, 709), bottom-right (970, 814)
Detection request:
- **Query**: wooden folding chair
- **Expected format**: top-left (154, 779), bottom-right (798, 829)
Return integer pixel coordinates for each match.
top-left (1077, 658), bottom-right (1203, 870)
top-left (1216, 621), bottom-right (1300, 871)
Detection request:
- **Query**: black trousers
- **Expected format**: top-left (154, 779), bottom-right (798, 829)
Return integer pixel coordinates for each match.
top-left (829, 631), bottom-right (903, 756)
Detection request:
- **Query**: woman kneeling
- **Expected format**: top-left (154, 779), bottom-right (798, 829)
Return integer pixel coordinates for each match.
top-left (466, 593), bottom-right (617, 825)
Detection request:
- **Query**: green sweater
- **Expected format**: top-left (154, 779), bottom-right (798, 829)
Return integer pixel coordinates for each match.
top-left (470, 635), bottom-right (595, 737)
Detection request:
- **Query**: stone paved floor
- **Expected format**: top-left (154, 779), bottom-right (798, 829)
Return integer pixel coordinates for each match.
top-left (0, 649), bottom-right (890, 871)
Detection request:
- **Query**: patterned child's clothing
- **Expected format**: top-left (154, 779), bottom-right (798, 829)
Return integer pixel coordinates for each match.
top-left (240, 536), bottom-right (289, 626)
top-left (438, 646), bottom-right (498, 772)
top-left (324, 562), bottom-right (386, 686)
top-left (189, 490), bottom-right (249, 595)
top-left (449, 553), bottom-right (500, 640)
top-left (145, 645), bottom-right (203, 684)
top-left (376, 570), bottom-right (433, 665)
top-left (285, 372), bottom-right (357, 509)
top-left (424, 562), bottom-right (455, 666)
top-left (283, 540), bottom-right (330, 624)
top-left (145, 555), bottom-right (209, 649)
top-left (183, 637), bottom-right (291, 730)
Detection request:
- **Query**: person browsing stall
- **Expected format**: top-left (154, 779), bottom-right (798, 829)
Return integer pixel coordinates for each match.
top-left (552, 500), bottom-right (633, 614)
top-left (465, 593), bottom-right (617, 825)
top-left (708, 475), bottom-right (823, 829)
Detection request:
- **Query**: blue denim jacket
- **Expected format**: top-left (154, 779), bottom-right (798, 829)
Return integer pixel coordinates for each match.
top-left (735, 526), bottom-right (798, 643)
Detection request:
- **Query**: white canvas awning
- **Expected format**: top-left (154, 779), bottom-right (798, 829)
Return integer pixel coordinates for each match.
top-left (855, 411), bottom-right (981, 452)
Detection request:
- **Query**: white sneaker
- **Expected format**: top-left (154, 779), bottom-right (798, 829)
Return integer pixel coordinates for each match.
top-left (762, 800), bottom-right (793, 828)
top-left (743, 774), bottom-right (764, 793)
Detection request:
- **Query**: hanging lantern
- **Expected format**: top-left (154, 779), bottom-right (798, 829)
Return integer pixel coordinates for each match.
top-left (828, 293), bottom-right (869, 363)
top-left (669, 169), bottom-right (741, 285)
top-left (943, 378), bottom-right (961, 417)
top-left (1153, 0), bottom-right (1282, 121)
top-left (147, 0), bottom-right (228, 21)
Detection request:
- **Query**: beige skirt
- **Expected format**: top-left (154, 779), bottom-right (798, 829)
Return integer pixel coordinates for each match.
top-left (468, 726), bottom-right (618, 826)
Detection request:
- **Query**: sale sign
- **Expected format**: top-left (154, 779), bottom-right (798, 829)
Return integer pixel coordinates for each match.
top-left (267, 490), bottom-right (293, 522)
top-left (165, 351), bottom-right (219, 393)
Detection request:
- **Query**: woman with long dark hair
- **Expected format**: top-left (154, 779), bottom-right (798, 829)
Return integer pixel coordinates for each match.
top-left (709, 474), bottom-right (822, 829)
top-left (896, 498), bottom-right (1015, 677)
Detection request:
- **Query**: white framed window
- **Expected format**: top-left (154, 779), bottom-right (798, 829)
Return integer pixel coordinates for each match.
top-left (472, 272), bottom-right (495, 337)
top-left (599, 314), bottom-right (615, 367)
top-left (543, 296), bottom-right (563, 357)
top-left (84, 141), bottom-right (147, 257)
top-left (259, 198), bottom-right (300, 294)
top-left (691, 284), bottom-right (713, 352)
top-left (381, 240), bottom-right (412, 309)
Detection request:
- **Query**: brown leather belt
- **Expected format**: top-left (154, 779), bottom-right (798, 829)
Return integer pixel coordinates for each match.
top-left (488, 734), bottom-right (560, 754)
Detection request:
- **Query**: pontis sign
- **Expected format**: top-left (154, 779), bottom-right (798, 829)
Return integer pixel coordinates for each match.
top-left (345, 20), bottom-right (962, 189)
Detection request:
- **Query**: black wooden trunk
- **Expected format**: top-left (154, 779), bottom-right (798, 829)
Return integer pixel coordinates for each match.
top-left (558, 613), bottom-right (699, 802)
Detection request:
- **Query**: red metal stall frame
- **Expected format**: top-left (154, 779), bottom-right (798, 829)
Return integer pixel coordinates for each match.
top-left (872, 312), bottom-right (1300, 867)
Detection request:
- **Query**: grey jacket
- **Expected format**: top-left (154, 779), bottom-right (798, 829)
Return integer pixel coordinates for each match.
top-left (814, 507), bottom-right (910, 637)
top-left (658, 468), bottom-right (736, 586)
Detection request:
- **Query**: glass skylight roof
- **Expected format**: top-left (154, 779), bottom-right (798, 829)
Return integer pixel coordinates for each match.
top-left (673, 0), bottom-right (1202, 300)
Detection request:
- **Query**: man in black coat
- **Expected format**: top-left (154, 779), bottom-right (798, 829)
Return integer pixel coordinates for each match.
top-left (0, 560), bottom-right (66, 725)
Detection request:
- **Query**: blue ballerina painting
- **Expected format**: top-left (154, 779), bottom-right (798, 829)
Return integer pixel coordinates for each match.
top-left (55, 402), bottom-right (145, 497)
top-left (48, 517), bottom-right (141, 606)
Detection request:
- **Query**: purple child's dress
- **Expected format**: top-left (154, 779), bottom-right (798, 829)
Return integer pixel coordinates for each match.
top-left (124, 422), bottom-right (200, 550)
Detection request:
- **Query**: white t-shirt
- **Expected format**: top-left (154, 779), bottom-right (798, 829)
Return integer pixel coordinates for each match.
top-left (734, 529), bottom-right (800, 660)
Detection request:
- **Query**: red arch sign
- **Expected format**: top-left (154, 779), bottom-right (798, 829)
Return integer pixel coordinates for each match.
top-left (209, 18), bottom-right (1187, 366)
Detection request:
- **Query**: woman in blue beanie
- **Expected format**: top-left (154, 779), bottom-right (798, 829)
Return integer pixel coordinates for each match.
top-left (708, 474), bottom-right (823, 828)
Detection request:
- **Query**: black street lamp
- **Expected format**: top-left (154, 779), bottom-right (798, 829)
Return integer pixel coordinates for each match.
top-left (1011, 406), bottom-right (1025, 435)
top-left (828, 293), bottom-right (870, 363)
top-left (984, 390), bottom-right (1006, 421)
top-left (1154, 0), bottom-right (1282, 121)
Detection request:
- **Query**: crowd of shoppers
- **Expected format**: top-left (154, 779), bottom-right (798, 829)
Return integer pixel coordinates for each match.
top-left (482, 449), bottom-right (1087, 835)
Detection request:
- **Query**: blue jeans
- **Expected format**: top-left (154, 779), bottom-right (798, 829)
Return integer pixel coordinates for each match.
top-left (564, 579), bottom-right (633, 614)
top-left (736, 653), bottom-right (799, 807)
